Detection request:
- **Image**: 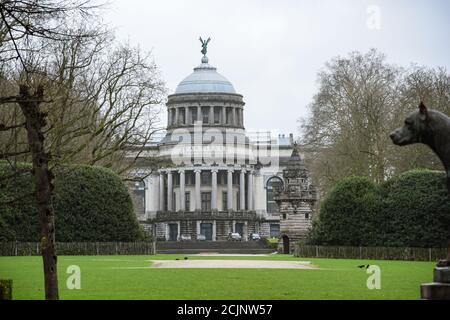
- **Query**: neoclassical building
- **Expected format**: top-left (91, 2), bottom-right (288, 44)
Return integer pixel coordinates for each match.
top-left (129, 44), bottom-right (316, 243)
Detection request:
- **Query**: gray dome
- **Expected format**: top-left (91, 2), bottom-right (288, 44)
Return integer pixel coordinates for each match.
top-left (175, 56), bottom-right (236, 94)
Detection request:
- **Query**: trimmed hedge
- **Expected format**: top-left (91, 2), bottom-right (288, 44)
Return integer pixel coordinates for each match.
top-left (0, 162), bottom-right (144, 242)
top-left (308, 176), bottom-right (379, 246)
top-left (309, 170), bottom-right (450, 247)
top-left (377, 170), bottom-right (450, 247)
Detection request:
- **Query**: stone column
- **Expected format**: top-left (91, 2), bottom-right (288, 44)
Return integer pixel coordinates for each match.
top-left (167, 170), bottom-right (173, 211)
top-left (209, 106), bottom-right (214, 125)
top-left (212, 220), bottom-right (217, 241)
top-left (167, 109), bottom-right (171, 127)
top-left (222, 106), bottom-right (227, 125)
top-left (179, 169), bottom-right (185, 211)
top-left (194, 168), bottom-right (201, 211)
top-left (232, 108), bottom-right (236, 126)
top-left (175, 108), bottom-right (179, 125)
top-left (211, 169), bottom-right (218, 210)
top-left (240, 169), bottom-right (246, 210)
top-left (247, 170), bottom-right (253, 210)
top-left (197, 106), bottom-right (202, 124)
top-left (227, 168), bottom-right (234, 210)
top-left (159, 172), bottom-right (165, 211)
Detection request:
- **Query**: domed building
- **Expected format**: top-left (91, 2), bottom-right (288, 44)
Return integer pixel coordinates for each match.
top-left (129, 41), bottom-right (316, 249)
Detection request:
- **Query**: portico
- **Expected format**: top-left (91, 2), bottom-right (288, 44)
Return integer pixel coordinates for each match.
top-left (158, 166), bottom-right (255, 212)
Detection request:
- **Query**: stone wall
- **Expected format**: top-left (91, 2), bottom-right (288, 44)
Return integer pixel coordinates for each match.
top-left (279, 201), bottom-right (313, 243)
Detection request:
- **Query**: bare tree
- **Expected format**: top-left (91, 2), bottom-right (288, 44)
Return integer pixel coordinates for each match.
top-left (44, 37), bottom-right (166, 176)
top-left (300, 49), bottom-right (402, 193)
top-left (300, 49), bottom-right (450, 195)
top-left (0, 0), bottom-right (103, 300)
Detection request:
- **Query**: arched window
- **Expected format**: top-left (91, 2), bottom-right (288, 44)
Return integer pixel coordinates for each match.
top-left (266, 176), bottom-right (283, 213)
top-left (129, 181), bottom-right (146, 216)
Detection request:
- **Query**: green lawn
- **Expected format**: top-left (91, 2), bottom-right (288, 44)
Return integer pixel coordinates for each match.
top-left (0, 254), bottom-right (434, 300)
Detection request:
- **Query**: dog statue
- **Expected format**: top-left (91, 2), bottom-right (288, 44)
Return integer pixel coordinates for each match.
top-left (390, 102), bottom-right (450, 192)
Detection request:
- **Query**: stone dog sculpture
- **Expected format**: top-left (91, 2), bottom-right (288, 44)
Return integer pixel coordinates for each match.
top-left (390, 102), bottom-right (450, 192)
top-left (390, 102), bottom-right (450, 299)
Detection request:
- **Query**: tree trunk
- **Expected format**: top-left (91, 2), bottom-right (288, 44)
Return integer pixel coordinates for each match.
top-left (18, 85), bottom-right (59, 300)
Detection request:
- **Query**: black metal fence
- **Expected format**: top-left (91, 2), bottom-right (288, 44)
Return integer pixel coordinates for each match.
top-left (293, 245), bottom-right (448, 261)
top-left (0, 242), bottom-right (156, 256)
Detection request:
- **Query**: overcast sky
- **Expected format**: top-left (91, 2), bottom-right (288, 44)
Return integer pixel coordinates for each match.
top-left (105, 0), bottom-right (450, 136)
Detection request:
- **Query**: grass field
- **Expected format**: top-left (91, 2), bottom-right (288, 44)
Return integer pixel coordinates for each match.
top-left (0, 254), bottom-right (434, 300)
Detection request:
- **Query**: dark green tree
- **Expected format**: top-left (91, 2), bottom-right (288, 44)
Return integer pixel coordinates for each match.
top-left (0, 162), bottom-right (144, 242)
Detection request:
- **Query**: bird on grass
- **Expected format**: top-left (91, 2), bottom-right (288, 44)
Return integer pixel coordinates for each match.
top-left (357, 265), bottom-right (365, 268)
top-left (175, 258), bottom-right (179, 261)
top-left (184, 257), bottom-right (188, 260)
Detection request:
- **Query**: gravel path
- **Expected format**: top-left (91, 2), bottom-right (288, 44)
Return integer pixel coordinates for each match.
top-left (148, 259), bottom-right (317, 269)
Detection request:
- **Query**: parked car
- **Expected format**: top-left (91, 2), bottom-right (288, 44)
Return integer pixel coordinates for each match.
top-left (248, 233), bottom-right (261, 241)
top-left (180, 234), bottom-right (191, 241)
top-left (228, 232), bottom-right (242, 241)
top-left (197, 234), bottom-right (206, 241)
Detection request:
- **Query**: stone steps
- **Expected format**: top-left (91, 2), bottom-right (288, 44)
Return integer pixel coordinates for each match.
top-left (156, 240), bottom-right (276, 254)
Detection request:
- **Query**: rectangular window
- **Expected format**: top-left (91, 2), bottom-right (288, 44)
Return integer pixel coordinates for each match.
top-left (222, 191), bottom-right (227, 211)
top-left (270, 224), bottom-right (280, 237)
top-left (185, 192), bottom-right (190, 211)
top-left (186, 171), bottom-right (194, 185)
top-left (233, 172), bottom-right (239, 185)
top-left (190, 107), bottom-right (197, 124)
top-left (226, 108), bottom-right (232, 125)
top-left (202, 107), bottom-right (209, 124)
top-left (201, 171), bottom-right (211, 185)
top-left (219, 171), bottom-right (226, 185)
top-left (214, 107), bottom-right (221, 124)
top-left (173, 192), bottom-right (176, 211)
top-left (267, 202), bottom-right (279, 213)
top-left (201, 192), bottom-right (211, 211)
top-left (179, 108), bottom-right (186, 124)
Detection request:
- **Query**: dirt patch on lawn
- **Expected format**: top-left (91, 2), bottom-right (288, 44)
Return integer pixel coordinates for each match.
top-left (148, 259), bottom-right (318, 269)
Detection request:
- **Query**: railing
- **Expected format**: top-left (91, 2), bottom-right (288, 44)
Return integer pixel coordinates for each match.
top-left (293, 244), bottom-right (448, 261)
top-left (0, 242), bottom-right (155, 256)
top-left (153, 210), bottom-right (258, 221)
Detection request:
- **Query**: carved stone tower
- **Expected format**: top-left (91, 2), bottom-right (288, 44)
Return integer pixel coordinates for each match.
top-left (274, 145), bottom-right (317, 253)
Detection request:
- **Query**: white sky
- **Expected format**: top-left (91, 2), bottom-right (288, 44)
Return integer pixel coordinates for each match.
top-left (104, 0), bottom-right (450, 136)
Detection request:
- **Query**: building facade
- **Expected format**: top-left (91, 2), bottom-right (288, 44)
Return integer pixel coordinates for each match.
top-left (129, 47), bottom-right (316, 243)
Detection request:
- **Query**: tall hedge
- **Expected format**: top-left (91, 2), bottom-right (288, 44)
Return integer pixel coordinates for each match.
top-left (0, 162), bottom-right (144, 242)
top-left (378, 170), bottom-right (450, 247)
top-left (309, 170), bottom-right (450, 247)
top-left (308, 176), bottom-right (378, 246)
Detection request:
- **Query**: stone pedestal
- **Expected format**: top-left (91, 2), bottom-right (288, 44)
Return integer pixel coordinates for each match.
top-left (421, 260), bottom-right (450, 300)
